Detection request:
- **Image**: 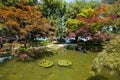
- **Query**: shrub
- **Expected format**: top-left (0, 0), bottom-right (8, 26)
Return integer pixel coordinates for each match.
top-left (32, 40), bottom-right (50, 47)
top-left (39, 40), bottom-right (51, 46)
top-left (16, 47), bottom-right (31, 55)
top-left (65, 45), bottom-right (76, 50)
top-left (92, 52), bottom-right (120, 75)
top-left (16, 47), bottom-right (54, 60)
top-left (92, 35), bottom-right (120, 75)
top-left (3, 43), bottom-right (12, 51)
top-left (105, 35), bottom-right (120, 53)
top-left (30, 47), bottom-right (54, 59)
top-left (30, 48), bottom-right (45, 58)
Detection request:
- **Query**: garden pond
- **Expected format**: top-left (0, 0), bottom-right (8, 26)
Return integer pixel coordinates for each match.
top-left (0, 49), bottom-right (120, 80)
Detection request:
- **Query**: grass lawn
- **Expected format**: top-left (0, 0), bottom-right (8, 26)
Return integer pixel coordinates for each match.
top-left (0, 49), bottom-right (119, 80)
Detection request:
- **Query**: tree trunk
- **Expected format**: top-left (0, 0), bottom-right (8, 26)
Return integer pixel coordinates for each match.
top-left (31, 32), bottom-right (35, 41)
top-left (75, 36), bottom-right (78, 43)
top-left (24, 39), bottom-right (27, 48)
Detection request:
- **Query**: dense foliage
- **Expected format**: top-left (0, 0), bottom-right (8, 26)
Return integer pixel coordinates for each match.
top-left (66, 7), bottom-right (115, 50)
top-left (92, 35), bottom-right (120, 75)
top-left (0, 0), bottom-right (120, 77)
top-left (92, 2), bottom-right (119, 69)
top-left (105, 35), bottom-right (120, 53)
top-left (66, 7), bottom-right (114, 39)
top-left (0, 0), bottom-right (39, 6)
top-left (93, 52), bottom-right (120, 75)
top-left (0, 2), bottom-right (55, 47)
top-left (65, 0), bottom-right (101, 19)
top-left (40, 0), bottom-right (66, 38)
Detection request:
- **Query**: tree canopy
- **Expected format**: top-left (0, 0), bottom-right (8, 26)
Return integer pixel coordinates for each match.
top-left (0, 2), bottom-right (55, 43)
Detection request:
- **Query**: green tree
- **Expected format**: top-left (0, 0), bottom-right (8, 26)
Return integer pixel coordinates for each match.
top-left (49, 15), bottom-right (64, 38)
top-left (40, 0), bottom-right (66, 18)
top-left (65, 0), bottom-right (101, 19)
top-left (101, 0), bottom-right (118, 4)
top-left (102, 0), bottom-right (120, 32)
top-left (40, 0), bottom-right (66, 39)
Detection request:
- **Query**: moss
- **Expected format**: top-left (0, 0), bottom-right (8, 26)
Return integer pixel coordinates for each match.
top-left (58, 59), bottom-right (72, 67)
top-left (39, 59), bottom-right (54, 68)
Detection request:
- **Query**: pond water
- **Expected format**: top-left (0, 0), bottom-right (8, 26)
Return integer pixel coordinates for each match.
top-left (0, 49), bottom-right (119, 80)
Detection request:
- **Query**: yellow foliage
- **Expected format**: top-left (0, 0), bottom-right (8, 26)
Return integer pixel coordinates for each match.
top-left (5, 19), bottom-right (19, 27)
top-left (42, 18), bottom-right (48, 23)
top-left (19, 29), bottom-right (27, 35)
top-left (0, 2), bottom-right (55, 38)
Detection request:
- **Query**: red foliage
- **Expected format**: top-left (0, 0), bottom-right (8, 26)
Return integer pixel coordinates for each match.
top-left (67, 31), bottom-right (76, 38)
top-left (109, 14), bottom-right (118, 19)
top-left (67, 6), bottom-right (115, 41)
top-left (94, 33), bottom-right (110, 41)
top-left (76, 26), bottom-right (92, 37)
top-left (97, 6), bottom-right (106, 14)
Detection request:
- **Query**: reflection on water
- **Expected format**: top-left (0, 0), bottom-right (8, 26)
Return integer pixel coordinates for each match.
top-left (0, 56), bottom-right (12, 63)
top-left (87, 75), bottom-right (108, 80)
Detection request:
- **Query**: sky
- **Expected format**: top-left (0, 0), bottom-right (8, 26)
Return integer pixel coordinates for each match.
top-left (66, 0), bottom-right (74, 2)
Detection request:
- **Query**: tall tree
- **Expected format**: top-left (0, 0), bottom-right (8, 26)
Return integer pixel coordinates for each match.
top-left (40, 0), bottom-right (66, 18)
top-left (101, 0), bottom-right (118, 4)
top-left (101, 0), bottom-right (120, 32)
top-left (40, 0), bottom-right (66, 39)
top-left (65, 0), bottom-right (101, 19)
top-left (0, 2), bottom-right (55, 47)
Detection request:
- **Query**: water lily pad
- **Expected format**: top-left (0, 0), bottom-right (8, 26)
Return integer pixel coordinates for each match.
top-left (58, 59), bottom-right (72, 67)
top-left (39, 59), bottom-right (54, 68)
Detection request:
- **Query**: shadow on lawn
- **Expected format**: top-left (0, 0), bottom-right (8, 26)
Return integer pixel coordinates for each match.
top-left (87, 75), bottom-right (108, 80)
